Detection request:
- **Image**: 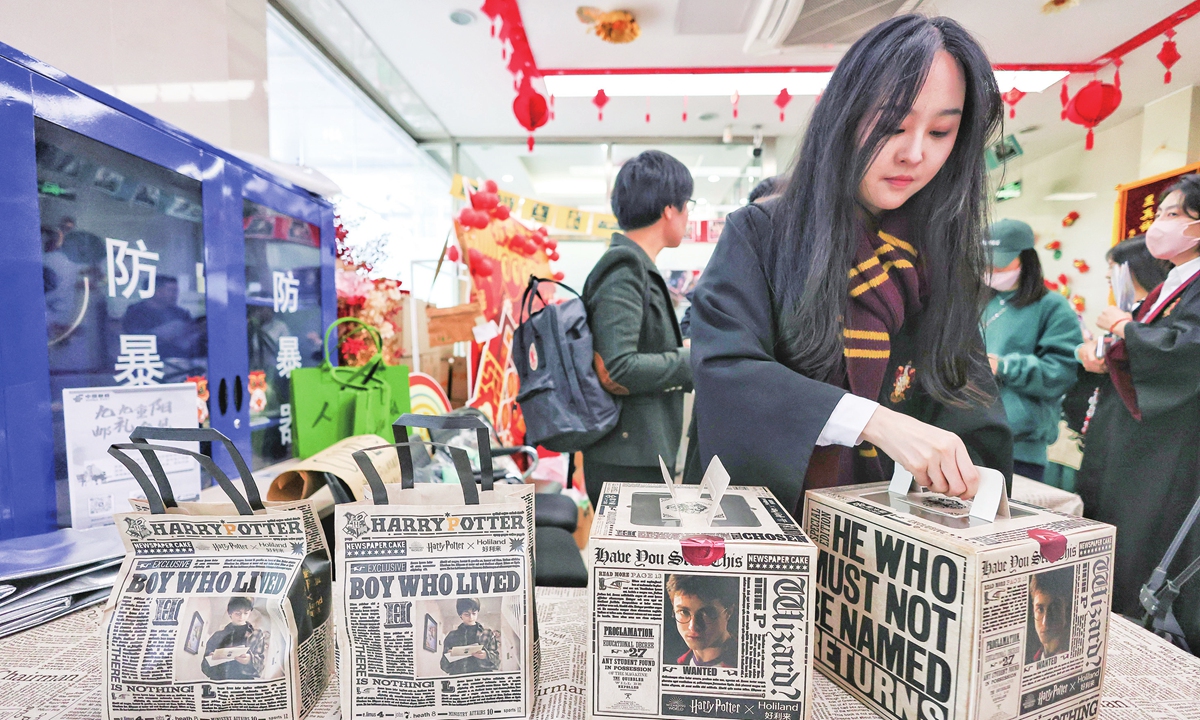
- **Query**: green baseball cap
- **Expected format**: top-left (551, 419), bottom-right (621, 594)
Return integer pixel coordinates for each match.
top-left (987, 219), bottom-right (1035, 267)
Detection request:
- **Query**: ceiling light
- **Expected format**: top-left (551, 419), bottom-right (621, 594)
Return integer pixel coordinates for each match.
top-left (708, 175), bottom-right (720, 182)
top-left (449, 9), bottom-right (476, 25)
top-left (543, 70), bottom-right (1068, 98)
top-left (502, 174), bottom-right (514, 183)
top-left (1044, 192), bottom-right (1097, 201)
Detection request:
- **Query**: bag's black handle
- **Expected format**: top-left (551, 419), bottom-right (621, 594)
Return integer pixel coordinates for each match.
top-left (520, 275), bottom-right (583, 324)
top-left (351, 442), bottom-right (479, 506)
top-left (392, 414), bottom-right (493, 491)
top-left (129, 427), bottom-right (264, 511)
top-left (108, 443), bottom-right (255, 516)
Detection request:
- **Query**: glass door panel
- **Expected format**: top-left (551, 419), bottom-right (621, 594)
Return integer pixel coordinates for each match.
top-left (35, 117), bottom-right (208, 521)
top-left (243, 199), bottom-right (322, 469)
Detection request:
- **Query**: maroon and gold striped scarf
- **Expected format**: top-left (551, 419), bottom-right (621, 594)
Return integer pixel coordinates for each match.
top-left (805, 216), bottom-right (925, 489)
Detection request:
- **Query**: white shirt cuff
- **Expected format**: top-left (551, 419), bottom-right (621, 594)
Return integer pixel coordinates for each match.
top-left (815, 393), bottom-right (880, 447)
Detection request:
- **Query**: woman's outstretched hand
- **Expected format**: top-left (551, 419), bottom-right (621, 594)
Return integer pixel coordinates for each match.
top-left (859, 406), bottom-right (980, 498)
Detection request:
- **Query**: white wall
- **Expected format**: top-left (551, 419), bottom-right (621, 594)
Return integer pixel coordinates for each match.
top-left (0, 0), bottom-right (269, 156)
top-left (988, 113), bottom-right (1145, 331)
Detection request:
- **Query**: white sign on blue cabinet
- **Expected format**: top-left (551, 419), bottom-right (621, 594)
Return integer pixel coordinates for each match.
top-left (273, 270), bottom-right (299, 312)
top-left (106, 237), bottom-right (159, 298)
top-left (62, 383), bottom-right (201, 529)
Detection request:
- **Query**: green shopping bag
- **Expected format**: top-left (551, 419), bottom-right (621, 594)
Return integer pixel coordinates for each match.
top-left (291, 318), bottom-right (411, 458)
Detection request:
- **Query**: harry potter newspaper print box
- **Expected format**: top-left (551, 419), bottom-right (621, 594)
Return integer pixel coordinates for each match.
top-left (803, 481), bottom-right (1116, 720)
top-left (588, 476), bottom-right (817, 720)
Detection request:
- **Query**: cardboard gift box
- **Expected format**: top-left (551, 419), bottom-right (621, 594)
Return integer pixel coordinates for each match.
top-left (803, 469), bottom-right (1116, 720)
top-left (588, 460), bottom-right (817, 720)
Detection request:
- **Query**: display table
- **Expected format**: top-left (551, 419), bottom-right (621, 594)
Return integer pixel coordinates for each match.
top-left (0, 587), bottom-right (1196, 719)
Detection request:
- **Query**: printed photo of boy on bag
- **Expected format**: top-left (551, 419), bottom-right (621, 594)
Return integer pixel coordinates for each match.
top-left (440, 598), bottom-right (501, 675)
top-left (201, 597), bottom-right (270, 680)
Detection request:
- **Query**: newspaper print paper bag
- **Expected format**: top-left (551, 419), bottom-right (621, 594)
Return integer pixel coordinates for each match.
top-left (102, 428), bottom-right (334, 720)
top-left (335, 416), bottom-right (536, 720)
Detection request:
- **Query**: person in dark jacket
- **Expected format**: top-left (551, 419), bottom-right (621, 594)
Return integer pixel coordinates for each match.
top-left (688, 15), bottom-right (1012, 512)
top-left (981, 219), bottom-right (1082, 482)
top-left (1076, 177), bottom-right (1200, 652)
top-left (582, 150), bottom-right (694, 506)
top-left (440, 598), bottom-right (501, 675)
top-left (201, 597), bottom-right (268, 680)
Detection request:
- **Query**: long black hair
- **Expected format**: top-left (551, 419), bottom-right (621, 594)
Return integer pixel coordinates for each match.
top-left (765, 15), bottom-right (1001, 405)
top-left (1008, 249), bottom-right (1049, 309)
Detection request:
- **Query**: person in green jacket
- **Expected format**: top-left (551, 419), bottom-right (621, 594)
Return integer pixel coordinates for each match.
top-left (582, 150), bottom-right (694, 506)
top-left (981, 219), bottom-right (1082, 482)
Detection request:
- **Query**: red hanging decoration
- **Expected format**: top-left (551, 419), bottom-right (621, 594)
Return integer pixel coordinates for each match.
top-left (1060, 77), bottom-right (1069, 119)
top-left (1001, 88), bottom-right (1026, 119)
top-left (1159, 28), bottom-right (1181, 83)
top-left (682, 95), bottom-right (688, 122)
top-left (549, 94), bottom-right (555, 121)
top-left (645, 97), bottom-right (650, 123)
top-left (731, 91), bottom-right (740, 119)
top-left (1113, 57), bottom-right (1122, 91)
top-left (1064, 79), bottom-right (1122, 150)
top-left (1073, 258), bottom-right (1091, 273)
top-left (512, 77), bottom-right (548, 152)
top-left (1062, 211), bottom-right (1079, 227)
top-left (593, 89), bottom-right (609, 120)
top-left (774, 89), bottom-right (792, 121)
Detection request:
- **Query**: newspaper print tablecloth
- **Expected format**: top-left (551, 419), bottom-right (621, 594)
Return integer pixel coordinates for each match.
top-left (0, 588), bottom-right (1196, 719)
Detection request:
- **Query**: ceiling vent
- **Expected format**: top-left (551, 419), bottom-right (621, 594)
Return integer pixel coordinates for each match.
top-left (744, 0), bottom-right (926, 54)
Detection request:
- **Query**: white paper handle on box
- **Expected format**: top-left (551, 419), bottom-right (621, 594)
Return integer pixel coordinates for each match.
top-left (658, 455), bottom-right (730, 528)
top-left (888, 464), bottom-right (1010, 522)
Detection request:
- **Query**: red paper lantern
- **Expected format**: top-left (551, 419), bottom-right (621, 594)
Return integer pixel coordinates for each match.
top-left (1159, 28), bottom-right (1181, 83)
top-left (493, 204), bottom-right (510, 220)
top-left (1001, 88), bottom-right (1026, 119)
top-left (447, 245), bottom-right (460, 263)
top-left (1064, 79), bottom-right (1121, 150)
top-left (512, 80), bottom-right (548, 152)
top-left (593, 89), bottom-right (609, 120)
top-left (484, 179), bottom-right (499, 193)
top-left (774, 89), bottom-right (792, 122)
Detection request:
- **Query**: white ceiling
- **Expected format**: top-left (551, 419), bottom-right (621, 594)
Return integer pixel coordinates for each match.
top-left (339, 1), bottom-right (1200, 155)
top-left (328, 0), bottom-right (1200, 216)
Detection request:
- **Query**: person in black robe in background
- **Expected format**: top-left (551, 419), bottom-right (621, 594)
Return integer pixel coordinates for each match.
top-left (687, 15), bottom-right (1012, 510)
top-left (1076, 177), bottom-right (1200, 653)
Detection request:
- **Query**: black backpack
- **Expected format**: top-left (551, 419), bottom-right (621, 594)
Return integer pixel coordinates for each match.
top-left (513, 276), bottom-right (622, 452)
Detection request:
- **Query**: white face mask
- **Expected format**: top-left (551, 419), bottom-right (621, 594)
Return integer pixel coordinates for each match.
top-left (987, 266), bottom-right (1021, 292)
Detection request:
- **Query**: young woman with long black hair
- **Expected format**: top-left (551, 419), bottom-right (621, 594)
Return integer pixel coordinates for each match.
top-left (688, 15), bottom-right (1013, 512)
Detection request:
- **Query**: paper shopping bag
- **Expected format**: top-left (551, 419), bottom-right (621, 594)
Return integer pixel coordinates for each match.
top-left (104, 427), bottom-right (333, 720)
top-left (334, 415), bottom-right (536, 720)
top-left (292, 318), bottom-right (410, 458)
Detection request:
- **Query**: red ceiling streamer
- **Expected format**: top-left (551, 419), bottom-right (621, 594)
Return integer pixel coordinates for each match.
top-left (731, 91), bottom-right (739, 119)
top-left (1060, 77), bottom-right (1069, 119)
top-left (682, 95), bottom-right (688, 122)
top-left (645, 97), bottom-right (650, 123)
top-left (1159, 28), bottom-right (1181, 82)
top-left (481, 0), bottom-right (550, 150)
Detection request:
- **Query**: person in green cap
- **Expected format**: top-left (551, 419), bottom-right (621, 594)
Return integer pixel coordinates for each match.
top-left (980, 219), bottom-right (1081, 482)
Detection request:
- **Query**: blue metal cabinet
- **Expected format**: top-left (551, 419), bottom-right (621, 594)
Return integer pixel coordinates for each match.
top-left (0, 43), bottom-right (337, 539)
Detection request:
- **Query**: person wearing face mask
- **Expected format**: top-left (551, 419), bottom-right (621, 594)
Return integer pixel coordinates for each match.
top-left (979, 220), bottom-right (1081, 483)
top-left (1075, 176), bottom-right (1200, 652)
top-left (1045, 236), bottom-right (1170, 491)
top-left (686, 15), bottom-right (1012, 509)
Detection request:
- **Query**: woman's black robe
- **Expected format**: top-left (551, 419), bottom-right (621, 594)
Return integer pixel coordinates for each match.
top-left (687, 203), bottom-right (1013, 514)
top-left (1076, 270), bottom-right (1200, 651)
